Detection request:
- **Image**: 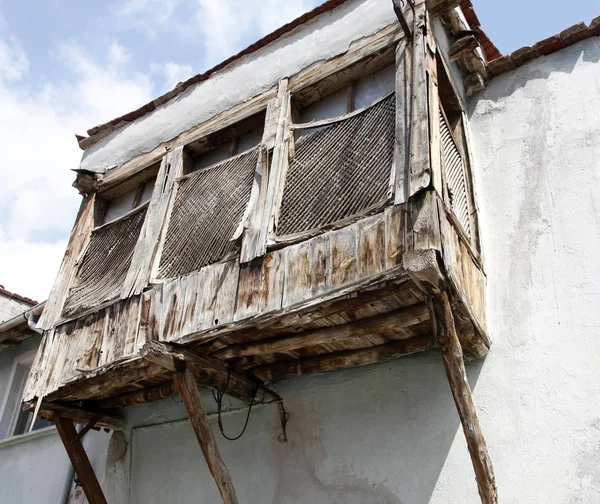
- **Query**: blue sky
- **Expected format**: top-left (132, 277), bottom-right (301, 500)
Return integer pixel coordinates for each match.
top-left (0, 0), bottom-right (598, 301)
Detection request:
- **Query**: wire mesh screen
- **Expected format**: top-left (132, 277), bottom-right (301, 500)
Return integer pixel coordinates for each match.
top-left (158, 147), bottom-right (258, 278)
top-left (440, 109), bottom-right (471, 238)
top-left (63, 206), bottom-right (147, 317)
top-left (277, 94), bottom-right (394, 237)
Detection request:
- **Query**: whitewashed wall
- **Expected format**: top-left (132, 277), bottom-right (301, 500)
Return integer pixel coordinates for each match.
top-left (0, 293), bottom-right (32, 324)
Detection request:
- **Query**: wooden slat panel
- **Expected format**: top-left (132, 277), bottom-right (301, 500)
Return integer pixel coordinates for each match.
top-left (440, 109), bottom-right (471, 238)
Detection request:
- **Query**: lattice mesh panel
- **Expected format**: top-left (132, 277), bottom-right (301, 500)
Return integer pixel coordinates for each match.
top-left (277, 94), bottom-right (395, 236)
top-left (158, 147), bottom-right (258, 278)
top-left (63, 206), bottom-right (147, 317)
top-left (440, 109), bottom-right (471, 238)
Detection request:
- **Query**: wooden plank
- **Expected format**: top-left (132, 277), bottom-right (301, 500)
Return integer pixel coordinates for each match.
top-left (449, 35), bottom-right (480, 62)
top-left (329, 224), bottom-right (359, 287)
top-left (174, 368), bottom-right (239, 504)
top-left (242, 79), bottom-right (290, 262)
top-left (427, 43), bottom-right (443, 196)
top-left (214, 304), bottom-right (429, 359)
top-left (39, 402), bottom-right (123, 430)
top-left (409, 11), bottom-right (432, 196)
top-left (121, 147), bottom-right (187, 297)
top-left (426, 0), bottom-right (460, 17)
top-left (385, 205), bottom-right (405, 269)
top-left (251, 334), bottom-right (435, 381)
top-left (95, 381), bottom-right (176, 409)
top-left (409, 190), bottom-right (442, 251)
top-left (140, 340), bottom-right (258, 403)
top-left (45, 356), bottom-right (166, 402)
top-left (394, 36), bottom-right (409, 204)
top-left (239, 146), bottom-right (270, 262)
top-left (357, 215), bottom-right (386, 278)
top-left (37, 195), bottom-right (96, 330)
top-left (54, 417), bottom-right (109, 504)
top-left (429, 291), bottom-right (497, 504)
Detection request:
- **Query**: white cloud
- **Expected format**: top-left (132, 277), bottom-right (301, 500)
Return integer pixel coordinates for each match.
top-left (115, 0), bottom-right (186, 39)
top-left (0, 33), bottom-right (155, 301)
top-left (0, 35), bottom-right (28, 82)
top-left (112, 0), bottom-right (322, 67)
top-left (151, 61), bottom-right (193, 92)
top-left (193, 0), bottom-right (321, 65)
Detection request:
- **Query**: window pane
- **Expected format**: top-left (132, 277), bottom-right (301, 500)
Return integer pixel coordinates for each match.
top-left (102, 188), bottom-right (137, 224)
top-left (237, 127), bottom-right (263, 153)
top-left (139, 181), bottom-right (155, 206)
top-left (300, 87), bottom-right (348, 123)
top-left (192, 143), bottom-right (232, 172)
top-left (354, 65), bottom-right (395, 110)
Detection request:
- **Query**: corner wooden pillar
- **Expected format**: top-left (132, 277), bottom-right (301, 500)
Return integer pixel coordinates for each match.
top-left (430, 291), bottom-right (498, 504)
top-left (174, 368), bottom-right (239, 504)
top-left (54, 417), bottom-right (108, 504)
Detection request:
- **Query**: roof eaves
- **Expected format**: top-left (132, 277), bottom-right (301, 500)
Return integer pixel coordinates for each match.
top-left (79, 0), bottom-right (352, 149)
top-left (0, 285), bottom-right (38, 306)
top-left (488, 17), bottom-right (600, 77)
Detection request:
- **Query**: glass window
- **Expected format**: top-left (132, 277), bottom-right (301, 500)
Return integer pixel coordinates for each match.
top-left (354, 65), bottom-right (395, 110)
top-left (101, 179), bottom-right (155, 225)
top-left (0, 352), bottom-right (52, 440)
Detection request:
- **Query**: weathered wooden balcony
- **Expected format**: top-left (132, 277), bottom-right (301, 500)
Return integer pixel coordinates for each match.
top-left (22, 1), bottom-right (498, 502)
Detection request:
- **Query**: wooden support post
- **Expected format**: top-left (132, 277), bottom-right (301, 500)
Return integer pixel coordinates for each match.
top-left (429, 291), bottom-right (497, 504)
top-left (54, 417), bottom-right (108, 504)
top-left (174, 368), bottom-right (239, 504)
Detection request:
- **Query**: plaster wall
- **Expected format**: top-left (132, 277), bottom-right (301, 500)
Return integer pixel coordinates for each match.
top-left (0, 294), bottom-right (32, 323)
top-left (96, 34), bottom-right (600, 504)
top-left (80, 0), bottom-right (398, 173)
top-left (0, 337), bottom-right (111, 504)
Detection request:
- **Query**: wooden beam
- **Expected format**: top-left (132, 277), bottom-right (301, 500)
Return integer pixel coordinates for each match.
top-left (174, 368), bottom-right (239, 504)
top-left (425, 0), bottom-right (460, 17)
top-left (140, 340), bottom-right (259, 403)
top-left (449, 35), bottom-right (480, 62)
top-left (429, 291), bottom-right (497, 503)
top-left (55, 417), bottom-right (109, 504)
top-left (38, 402), bottom-right (123, 430)
top-left (94, 381), bottom-right (177, 409)
top-left (214, 304), bottom-right (430, 359)
top-left (250, 334), bottom-right (435, 381)
top-left (45, 357), bottom-right (168, 403)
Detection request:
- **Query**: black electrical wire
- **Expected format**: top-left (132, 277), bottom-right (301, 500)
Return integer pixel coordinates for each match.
top-left (212, 369), bottom-right (259, 441)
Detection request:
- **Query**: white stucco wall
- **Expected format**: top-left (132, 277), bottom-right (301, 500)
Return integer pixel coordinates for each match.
top-left (95, 33), bottom-right (600, 504)
top-left (80, 0), bottom-right (398, 173)
top-left (460, 35), bottom-right (600, 503)
top-left (0, 293), bottom-right (33, 324)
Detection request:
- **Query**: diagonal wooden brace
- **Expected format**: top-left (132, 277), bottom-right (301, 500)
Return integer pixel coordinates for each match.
top-left (54, 417), bottom-right (108, 504)
top-left (429, 291), bottom-right (498, 504)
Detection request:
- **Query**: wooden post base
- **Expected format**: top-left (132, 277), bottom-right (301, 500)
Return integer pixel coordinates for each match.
top-left (430, 291), bottom-right (498, 504)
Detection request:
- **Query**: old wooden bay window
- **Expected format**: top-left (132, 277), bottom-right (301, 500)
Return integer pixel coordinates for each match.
top-left (61, 176), bottom-right (156, 318)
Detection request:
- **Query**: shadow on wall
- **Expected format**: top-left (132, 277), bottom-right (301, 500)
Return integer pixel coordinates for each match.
top-left (473, 37), bottom-right (600, 103)
top-left (111, 350), bottom-right (486, 504)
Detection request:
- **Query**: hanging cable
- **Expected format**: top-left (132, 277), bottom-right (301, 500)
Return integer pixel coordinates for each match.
top-left (212, 369), bottom-right (259, 441)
